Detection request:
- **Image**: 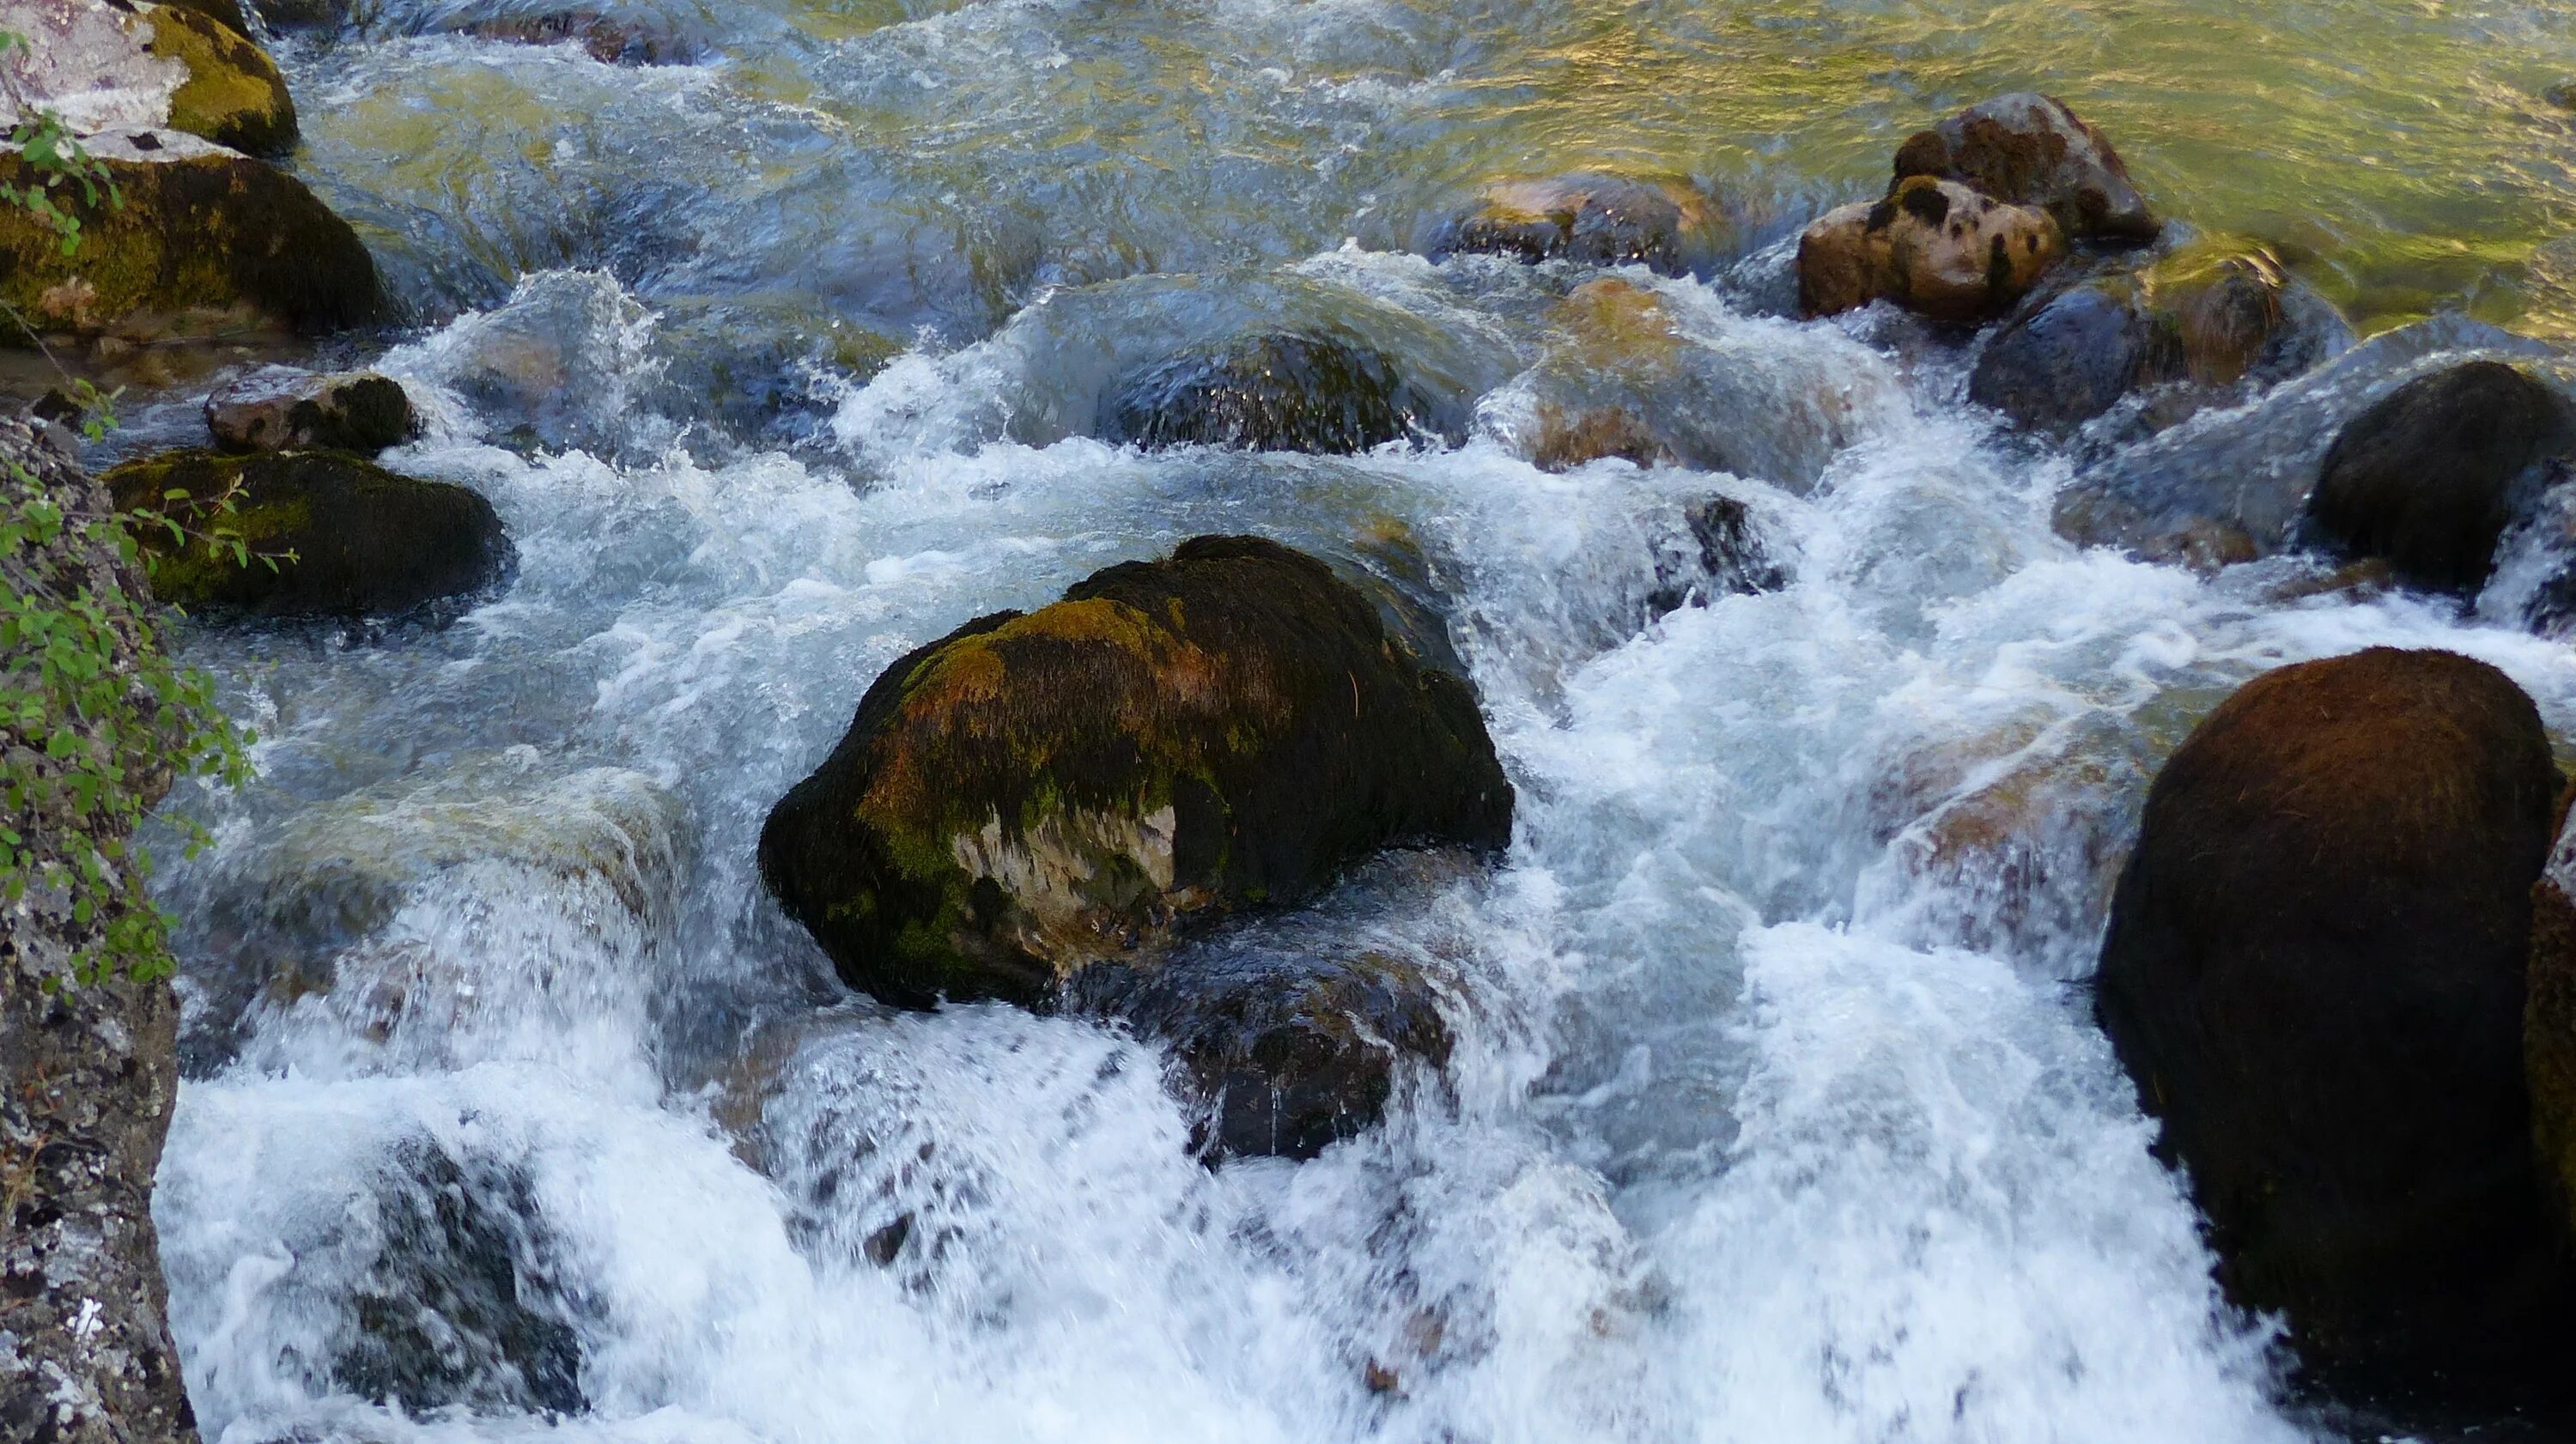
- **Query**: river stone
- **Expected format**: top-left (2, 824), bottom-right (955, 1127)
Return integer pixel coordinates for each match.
top-left (2532, 786), bottom-right (2576, 1261)
top-left (139, 1), bottom-right (298, 155)
top-left (2143, 244), bottom-right (2288, 386)
top-left (208, 366), bottom-right (418, 454)
top-left (758, 535), bottom-right (1515, 1009)
top-left (2305, 361), bottom-right (2576, 593)
top-left (1797, 176), bottom-right (2064, 323)
top-left (2096, 647), bottom-right (2569, 1374)
top-left (103, 448), bottom-right (512, 620)
top-left (332, 1138), bottom-right (586, 1418)
top-left (1, 130), bottom-right (383, 343)
top-left (1891, 92), bottom-right (2159, 242)
top-left (1969, 283), bottom-right (2145, 430)
top-left (1073, 941), bottom-right (1452, 1162)
top-left (1429, 173), bottom-right (1705, 276)
top-left (1098, 332), bottom-right (1436, 453)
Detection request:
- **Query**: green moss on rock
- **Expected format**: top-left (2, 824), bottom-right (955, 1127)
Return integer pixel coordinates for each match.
top-left (140, 3), bottom-right (300, 156)
top-left (102, 448), bottom-right (511, 619)
top-left (1, 145), bottom-right (380, 343)
top-left (759, 535), bottom-right (1515, 1008)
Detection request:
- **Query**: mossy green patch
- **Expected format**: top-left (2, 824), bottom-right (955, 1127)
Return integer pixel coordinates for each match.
top-left (139, 3), bottom-right (298, 156)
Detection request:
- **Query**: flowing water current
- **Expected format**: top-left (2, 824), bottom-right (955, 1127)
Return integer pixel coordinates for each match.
top-left (101, 1), bottom-right (2576, 1440)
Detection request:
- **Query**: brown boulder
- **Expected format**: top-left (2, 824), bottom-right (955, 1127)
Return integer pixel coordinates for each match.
top-left (1893, 93), bottom-right (2159, 242)
top-left (2097, 647), bottom-right (2571, 1380)
top-left (206, 367), bottom-right (417, 454)
top-left (1798, 176), bottom-right (2063, 323)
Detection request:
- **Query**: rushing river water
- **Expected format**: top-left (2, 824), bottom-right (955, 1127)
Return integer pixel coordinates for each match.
top-left (88, 0), bottom-right (2576, 1440)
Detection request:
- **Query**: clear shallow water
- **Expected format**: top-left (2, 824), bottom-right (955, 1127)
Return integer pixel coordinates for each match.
top-left (122, 2), bottom-right (2576, 1441)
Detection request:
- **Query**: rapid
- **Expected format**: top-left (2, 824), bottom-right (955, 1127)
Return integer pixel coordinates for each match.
top-left (116, 1), bottom-right (2576, 1441)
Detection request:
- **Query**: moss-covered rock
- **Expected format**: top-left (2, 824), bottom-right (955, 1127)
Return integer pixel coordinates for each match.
top-left (2097, 647), bottom-right (2571, 1380)
top-left (759, 535), bottom-right (1515, 1009)
top-left (1427, 173), bottom-right (1712, 276)
top-left (1798, 176), bottom-right (2063, 323)
top-left (1892, 93), bottom-right (2159, 243)
top-left (1097, 332), bottom-right (1439, 454)
top-left (1, 130), bottom-right (382, 343)
top-left (103, 448), bottom-right (510, 620)
top-left (2306, 361), bottom-right (2575, 593)
top-left (206, 366), bottom-right (417, 454)
top-left (137, 2), bottom-right (297, 155)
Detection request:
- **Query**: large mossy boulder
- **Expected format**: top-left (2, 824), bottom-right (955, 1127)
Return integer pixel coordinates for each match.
top-left (141, 1), bottom-right (298, 155)
top-left (1427, 173), bottom-right (1710, 276)
top-left (1097, 332), bottom-right (1438, 454)
top-left (1797, 176), bottom-right (2063, 323)
top-left (2305, 361), bottom-right (2574, 594)
top-left (103, 448), bottom-right (510, 620)
top-left (1892, 93), bottom-right (2158, 243)
top-left (759, 535), bottom-right (1515, 1010)
top-left (1, 130), bottom-right (382, 343)
top-left (2097, 647), bottom-right (2570, 1377)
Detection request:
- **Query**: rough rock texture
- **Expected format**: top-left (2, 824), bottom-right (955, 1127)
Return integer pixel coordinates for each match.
top-left (139, 2), bottom-right (298, 156)
top-left (1968, 283), bottom-right (2145, 430)
top-left (1797, 176), bottom-right (2063, 323)
top-left (0, 417), bottom-right (201, 1444)
top-left (2096, 647), bottom-right (2570, 1376)
top-left (1, 131), bottom-right (383, 343)
top-left (1097, 333), bottom-right (1437, 454)
top-left (759, 535), bottom-right (1515, 1009)
top-left (205, 367), bottom-right (416, 454)
top-left (1428, 173), bottom-right (1708, 276)
top-left (0, 0), bottom-right (295, 155)
top-left (2306, 361), bottom-right (2574, 593)
top-left (1892, 92), bottom-right (2159, 242)
top-left (102, 448), bottom-right (511, 620)
top-left (2530, 786), bottom-right (2576, 1260)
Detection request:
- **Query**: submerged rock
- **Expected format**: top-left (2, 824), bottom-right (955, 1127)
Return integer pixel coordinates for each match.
top-left (759, 535), bottom-right (1514, 1009)
top-left (207, 367), bottom-right (418, 454)
top-left (2097, 648), bottom-right (2570, 1376)
top-left (103, 448), bottom-right (511, 620)
top-left (1097, 332), bottom-right (1439, 453)
top-left (1428, 173), bottom-right (1709, 276)
top-left (0, 130), bottom-right (382, 343)
top-left (2305, 361), bottom-right (2574, 593)
top-left (1891, 92), bottom-right (2159, 242)
top-left (1797, 176), bottom-right (2063, 323)
top-left (333, 1138), bottom-right (586, 1418)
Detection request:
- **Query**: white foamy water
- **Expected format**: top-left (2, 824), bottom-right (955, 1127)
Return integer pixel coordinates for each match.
top-left (145, 248), bottom-right (2576, 1444)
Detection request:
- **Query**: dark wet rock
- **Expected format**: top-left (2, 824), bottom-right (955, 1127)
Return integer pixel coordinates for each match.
top-left (333, 1138), bottom-right (586, 1418)
top-left (1097, 332), bottom-right (1442, 454)
top-left (103, 448), bottom-right (511, 620)
top-left (2098, 647), bottom-right (2571, 1378)
top-left (156, 0), bottom-right (252, 32)
top-left (2533, 787), bottom-right (2576, 1263)
top-left (1892, 92), bottom-right (2158, 242)
top-left (249, 0), bottom-right (355, 28)
top-left (207, 367), bottom-right (418, 454)
top-left (2549, 82), bottom-right (2576, 113)
top-left (1075, 943), bottom-right (1452, 1162)
top-left (1647, 494), bottom-right (1787, 615)
top-left (1, 131), bottom-right (383, 344)
top-left (2053, 315), bottom-right (2555, 567)
top-left (1970, 284), bottom-right (2146, 430)
top-left (1797, 176), bottom-right (2064, 323)
top-left (1427, 173), bottom-right (1710, 276)
top-left (0, 418), bottom-right (201, 1444)
top-left (2306, 361), bottom-right (2575, 593)
top-left (457, 9), bottom-right (696, 62)
top-left (143, 0), bottom-right (298, 155)
top-left (759, 536), bottom-right (1514, 1010)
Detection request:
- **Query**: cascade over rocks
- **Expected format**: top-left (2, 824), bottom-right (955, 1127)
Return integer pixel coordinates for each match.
top-left (1892, 92), bottom-right (2159, 242)
top-left (1427, 173), bottom-right (1710, 276)
top-left (1097, 332), bottom-right (1442, 453)
top-left (1, 130), bottom-right (383, 343)
top-left (758, 535), bottom-right (1514, 1010)
top-left (103, 448), bottom-right (512, 620)
top-left (1797, 176), bottom-right (2063, 323)
top-left (2096, 647), bottom-right (2572, 1378)
top-left (2305, 361), bottom-right (2575, 593)
top-left (207, 367), bottom-right (419, 454)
